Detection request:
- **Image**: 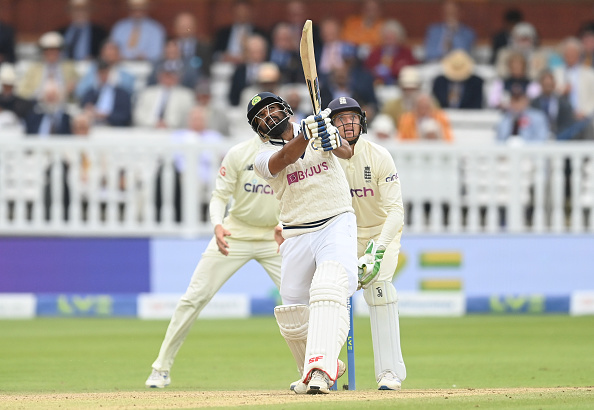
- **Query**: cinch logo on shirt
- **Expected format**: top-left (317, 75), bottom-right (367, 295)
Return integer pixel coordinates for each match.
top-left (287, 162), bottom-right (329, 185)
top-left (385, 173), bottom-right (398, 182)
top-left (244, 180), bottom-right (274, 195)
top-left (351, 187), bottom-right (375, 197)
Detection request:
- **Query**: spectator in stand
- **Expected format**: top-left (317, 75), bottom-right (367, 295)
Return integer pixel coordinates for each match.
top-left (110, 0), bottom-right (165, 62)
top-left (318, 18), bottom-right (350, 80)
top-left (165, 105), bottom-right (225, 222)
top-left (269, 23), bottom-right (302, 84)
top-left (495, 22), bottom-right (548, 81)
top-left (490, 8), bottom-right (524, 65)
top-left (365, 19), bottom-right (417, 85)
top-left (432, 50), bottom-right (484, 109)
top-left (487, 52), bottom-right (541, 109)
top-left (284, 0), bottom-right (322, 53)
top-left (531, 70), bottom-right (582, 139)
top-left (0, 64), bottom-right (32, 121)
top-left (341, 0), bottom-right (384, 60)
top-left (553, 37), bottom-right (594, 121)
top-left (80, 60), bottom-right (132, 126)
top-left (228, 34), bottom-right (268, 106)
top-left (17, 32), bottom-right (78, 100)
top-left (133, 63), bottom-right (194, 129)
top-left (0, 17), bottom-right (16, 63)
top-left (283, 85), bottom-right (307, 123)
top-left (24, 82), bottom-right (72, 135)
top-left (382, 65), bottom-right (437, 128)
top-left (147, 38), bottom-right (199, 90)
top-left (240, 62), bottom-right (281, 110)
top-left (496, 88), bottom-right (549, 142)
top-left (398, 92), bottom-right (453, 141)
top-left (369, 113), bottom-right (396, 141)
top-left (58, 0), bottom-right (108, 61)
top-left (75, 40), bottom-right (135, 100)
top-left (423, 0), bottom-right (475, 62)
top-left (579, 22), bottom-right (594, 68)
top-left (213, 0), bottom-right (267, 64)
top-left (172, 12), bottom-right (212, 78)
top-left (194, 80), bottom-right (229, 137)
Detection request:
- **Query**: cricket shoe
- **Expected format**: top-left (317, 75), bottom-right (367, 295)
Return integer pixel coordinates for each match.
top-left (377, 370), bottom-right (401, 390)
top-left (307, 370), bottom-right (332, 394)
top-left (290, 359), bottom-right (345, 393)
top-left (145, 369), bottom-right (170, 388)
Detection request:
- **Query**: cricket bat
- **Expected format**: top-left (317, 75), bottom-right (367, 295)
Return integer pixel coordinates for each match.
top-left (300, 19), bottom-right (321, 116)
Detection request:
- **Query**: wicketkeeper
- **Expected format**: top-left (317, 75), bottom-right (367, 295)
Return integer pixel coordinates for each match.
top-left (329, 96), bottom-right (406, 390)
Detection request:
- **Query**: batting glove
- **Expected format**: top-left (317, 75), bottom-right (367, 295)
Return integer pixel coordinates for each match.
top-left (310, 124), bottom-right (342, 151)
top-left (357, 239), bottom-right (386, 290)
top-left (301, 108), bottom-right (332, 141)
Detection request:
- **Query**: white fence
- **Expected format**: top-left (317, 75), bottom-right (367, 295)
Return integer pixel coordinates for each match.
top-left (1, 134), bottom-right (593, 236)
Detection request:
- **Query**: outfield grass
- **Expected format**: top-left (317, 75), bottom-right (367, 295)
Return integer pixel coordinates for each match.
top-left (1, 316), bottom-right (593, 408)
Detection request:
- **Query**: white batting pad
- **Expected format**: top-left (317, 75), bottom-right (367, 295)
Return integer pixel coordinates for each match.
top-left (274, 304), bottom-right (309, 375)
top-left (302, 261), bottom-right (350, 383)
top-left (364, 281), bottom-right (407, 382)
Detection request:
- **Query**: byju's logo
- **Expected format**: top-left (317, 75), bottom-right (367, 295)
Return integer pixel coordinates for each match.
top-left (287, 162), bottom-right (329, 185)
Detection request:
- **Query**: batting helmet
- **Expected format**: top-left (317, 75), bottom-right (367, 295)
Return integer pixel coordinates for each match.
top-left (327, 97), bottom-right (368, 142)
top-left (246, 92), bottom-right (293, 142)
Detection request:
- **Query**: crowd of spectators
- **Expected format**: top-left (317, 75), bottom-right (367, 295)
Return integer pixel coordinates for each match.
top-left (1, 0), bottom-right (594, 144)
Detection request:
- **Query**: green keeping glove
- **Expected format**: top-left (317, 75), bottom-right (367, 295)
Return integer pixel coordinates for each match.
top-left (357, 240), bottom-right (385, 290)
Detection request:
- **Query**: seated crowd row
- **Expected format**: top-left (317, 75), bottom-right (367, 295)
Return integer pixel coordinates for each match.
top-left (0, 0), bottom-right (594, 143)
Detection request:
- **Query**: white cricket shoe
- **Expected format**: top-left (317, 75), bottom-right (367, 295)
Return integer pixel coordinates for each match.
top-left (307, 370), bottom-right (332, 394)
top-left (290, 359), bottom-right (346, 393)
top-left (377, 371), bottom-right (401, 390)
top-left (145, 369), bottom-right (171, 388)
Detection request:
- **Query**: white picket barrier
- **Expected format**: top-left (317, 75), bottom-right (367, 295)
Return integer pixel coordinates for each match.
top-left (1, 133), bottom-right (593, 236)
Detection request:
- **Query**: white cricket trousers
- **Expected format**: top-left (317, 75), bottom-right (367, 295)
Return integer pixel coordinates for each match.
top-left (279, 212), bottom-right (358, 305)
top-left (152, 236), bottom-right (282, 371)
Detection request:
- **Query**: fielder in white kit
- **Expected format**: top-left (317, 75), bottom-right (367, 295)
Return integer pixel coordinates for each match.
top-left (248, 91), bottom-right (358, 394)
top-left (145, 135), bottom-right (282, 388)
top-left (329, 96), bottom-right (406, 390)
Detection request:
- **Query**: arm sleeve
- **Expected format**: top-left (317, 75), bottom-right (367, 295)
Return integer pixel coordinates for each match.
top-left (209, 149), bottom-right (238, 226)
top-left (376, 152), bottom-right (405, 247)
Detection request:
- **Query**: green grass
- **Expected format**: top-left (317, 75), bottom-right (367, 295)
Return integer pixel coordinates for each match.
top-left (0, 316), bottom-right (593, 408)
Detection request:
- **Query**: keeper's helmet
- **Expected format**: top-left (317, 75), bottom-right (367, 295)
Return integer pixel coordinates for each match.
top-left (246, 92), bottom-right (293, 144)
top-left (327, 96), bottom-right (367, 145)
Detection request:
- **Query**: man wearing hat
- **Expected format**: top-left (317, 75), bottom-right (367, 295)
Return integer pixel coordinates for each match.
top-left (431, 49), bottom-right (484, 109)
top-left (0, 64), bottom-right (31, 120)
top-left (110, 0), bottom-right (165, 61)
top-left (58, 0), bottom-right (108, 61)
top-left (17, 32), bottom-right (78, 100)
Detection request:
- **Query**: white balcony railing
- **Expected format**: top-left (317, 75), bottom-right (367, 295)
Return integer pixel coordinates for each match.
top-left (1, 134), bottom-right (593, 236)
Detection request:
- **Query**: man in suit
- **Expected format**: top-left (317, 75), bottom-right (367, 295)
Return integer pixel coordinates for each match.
top-left (0, 19), bottom-right (16, 63)
top-left (228, 34), bottom-right (268, 106)
top-left (17, 32), bottom-right (78, 100)
top-left (496, 89), bottom-right (549, 142)
top-left (133, 62), bottom-right (194, 129)
top-left (24, 82), bottom-right (72, 136)
top-left (80, 60), bottom-right (132, 126)
top-left (432, 50), bottom-right (484, 109)
top-left (531, 70), bottom-right (576, 137)
top-left (424, 0), bottom-right (476, 62)
top-left (268, 23), bottom-right (302, 84)
top-left (110, 0), bottom-right (165, 61)
top-left (213, 0), bottom-right (267, 64)
top-left (58, 0), bottom-right (108, 61)
top-left (172, 12), bottom-right (212, 78)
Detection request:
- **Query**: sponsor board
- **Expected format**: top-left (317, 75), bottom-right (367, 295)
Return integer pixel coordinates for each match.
top-left (570, 291), bottom-right (594, 316)
top-left (467, 295), bottom-right (570, 314)
top-left (36, 294), bottom-right (138, 317)
top-left (353, 291), bottom-right (465, 317)
top-left (138, 293), bottom-right (250, 319)
top-left (0, 293), bottom-right (36, 319)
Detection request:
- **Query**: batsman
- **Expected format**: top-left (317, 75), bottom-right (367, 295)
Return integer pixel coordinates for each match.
top-left (329, 96), bottom-right (406, 391)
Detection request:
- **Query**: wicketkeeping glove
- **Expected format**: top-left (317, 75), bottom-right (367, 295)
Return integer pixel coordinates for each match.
top-left (357, 239), bottom-right (386, 290)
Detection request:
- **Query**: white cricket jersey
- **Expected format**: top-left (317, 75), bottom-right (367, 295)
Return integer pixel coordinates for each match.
top-left (254, 124), bottom-right (353, 238)
top-left (210, 136), bottom-right (280, 241)
top-left (338, 137), bottom-right (404, 247)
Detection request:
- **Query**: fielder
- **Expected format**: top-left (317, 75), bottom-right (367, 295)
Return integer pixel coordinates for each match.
top-left (248, 91), bottom-right (357, 394)
top-left (329, 96), bottom-right (406, 391)
top-left (145, 136), bottom-right (282, 388)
